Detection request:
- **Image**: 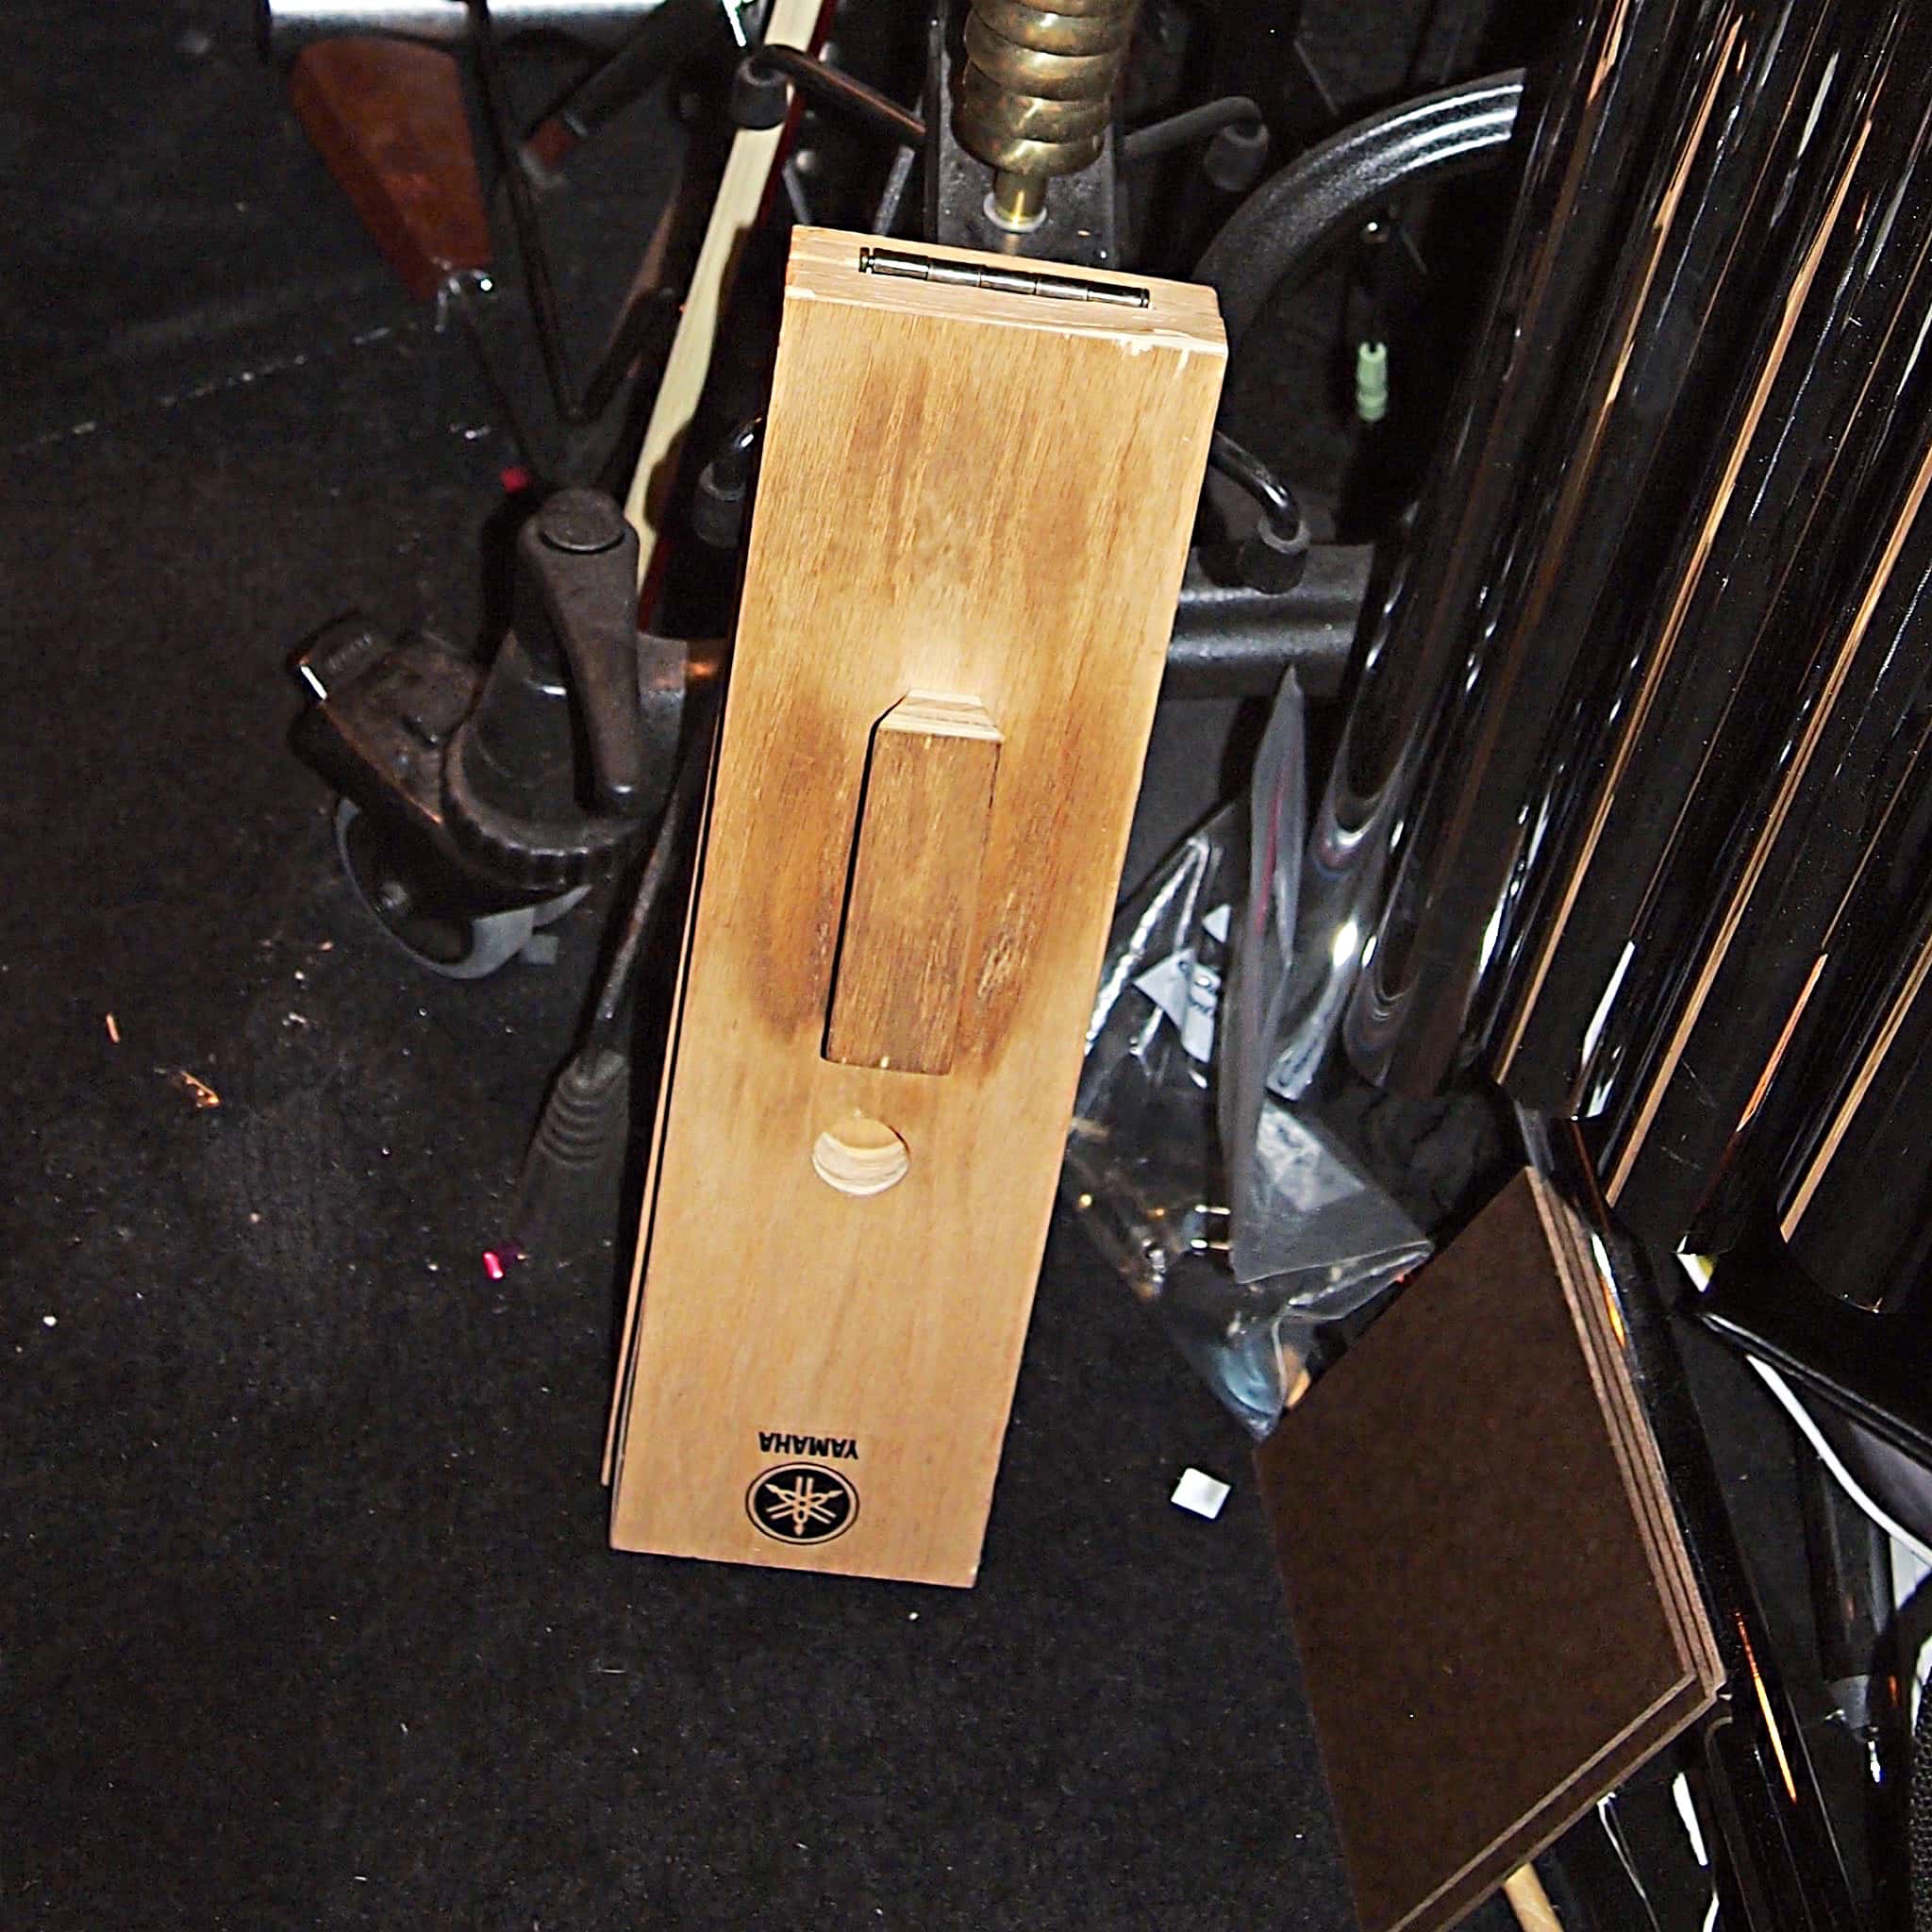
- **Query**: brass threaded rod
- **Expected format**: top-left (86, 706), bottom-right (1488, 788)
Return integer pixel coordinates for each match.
top-left (991, 169), bottom-right (1047, 226)
top-left (955, 0), bottom-right (1140, 225)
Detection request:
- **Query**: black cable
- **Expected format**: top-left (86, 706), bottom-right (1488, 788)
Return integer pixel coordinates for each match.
top-left (521, 0), bottom-right (723, 175)
top-left (691, 415), bottom-right (764, 548)
top-left (1194, 70), bottom-right (1524, 355)
top-left (447, 275), bottom-right (553, 473)
top-left (1399, 0), bottom-right (1452, 94)
top-left (502, 728), bottom-right (708, 1264)
top-left (1357, 208), bottom-right (1394, 353)
top-left (1208, 430), bottom-right (1300, 541)
top-left (1400, 0), bottom-right (1491, 98)
top-left (576, 286), bottom-right (679, 425)
top-left (1208, 430), bottom-right (1310, 592)
top-left (471, 0), bottom-right (706, 439)
top-left (465, 0), bottom-right (585, 423)
top-left (1123, 95), bottom-right (1262, 164)
top-left (736, 46), bottom-right (925, 147)
top-left (870, 139), bottom-right (919, 237)
top-left (587, 731), bottom-right (709, 1049)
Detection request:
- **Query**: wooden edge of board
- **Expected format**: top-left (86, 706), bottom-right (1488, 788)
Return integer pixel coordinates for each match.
top-left (1524, 1172), bottom-right (1723, 1693)
top-left (1383, 1674), bottom-right (1707, 1932)
top-left (782, 225), bottom-right (1228, 351)
top-left (601, 719), bottom-right (723, 1489)
top-left (622, 0), bottom-right (824, 562)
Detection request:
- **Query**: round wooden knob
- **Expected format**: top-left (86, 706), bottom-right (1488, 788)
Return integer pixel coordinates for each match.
top-left (812, 1115), bottom-right (909, 1196)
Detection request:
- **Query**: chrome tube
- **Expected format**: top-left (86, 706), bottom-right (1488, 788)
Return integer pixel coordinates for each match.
top-left (1260, 0), bottom-right (1706, 1100)
top-left (260, 0), bottom-right (665, 56)
top-left (1495, 0), bottom-right (1932, 1146)
top-left (1343, 0), bottom-right (1889, 1103)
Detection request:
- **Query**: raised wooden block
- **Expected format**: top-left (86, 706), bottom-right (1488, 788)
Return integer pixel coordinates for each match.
top-left (608, 227), bottom-right (1224, 1586)
top-left (825, 693), bottom-right (1003, 1076)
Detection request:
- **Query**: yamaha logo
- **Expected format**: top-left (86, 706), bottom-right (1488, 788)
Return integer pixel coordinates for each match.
top-left (746, 1463), bottom-right (858, 1544)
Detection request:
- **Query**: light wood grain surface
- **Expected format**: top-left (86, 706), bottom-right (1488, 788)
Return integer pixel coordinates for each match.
top-left (1503, 1865), bottom-right (1563, 1932)
top-left (608, 226), bottom-right (1224, 1584)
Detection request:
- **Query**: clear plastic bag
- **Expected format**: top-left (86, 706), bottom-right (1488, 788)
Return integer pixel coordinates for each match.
top-left (1063, 676), bottom-right (1430, 1436)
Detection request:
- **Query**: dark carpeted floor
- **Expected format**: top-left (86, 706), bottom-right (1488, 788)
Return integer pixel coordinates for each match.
top-left (4, 384), bottom-right (1355, 1925)
top-left (2, 9), bottom-right (1382, 1928)
top-left (6, 7), bottom-right (1824, 1930)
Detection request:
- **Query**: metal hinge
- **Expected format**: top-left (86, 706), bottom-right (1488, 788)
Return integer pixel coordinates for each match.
top-left (858, 245), bottom-right (1149, 309)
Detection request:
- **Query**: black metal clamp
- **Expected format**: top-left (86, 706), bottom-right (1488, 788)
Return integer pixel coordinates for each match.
top-left (292, 489), bottom-right (691, 974)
